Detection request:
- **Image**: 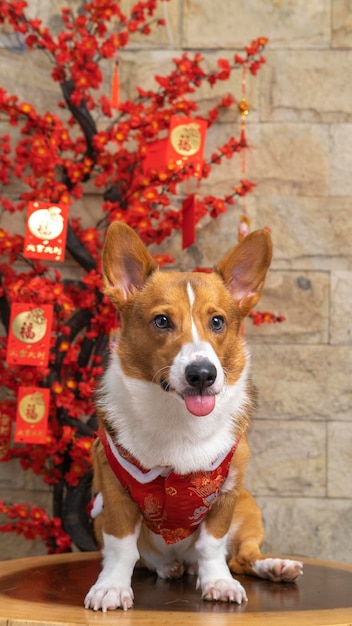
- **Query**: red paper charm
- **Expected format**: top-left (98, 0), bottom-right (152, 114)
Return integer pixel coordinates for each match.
top-left (167, 116), bottom-right (207, 178)
top-left (14, 387), bottom-right (50, 444)
top-left (182, 194), bottom-right (196, 249)
top-left (23, 201), bottom-right (68, 262)
top-left (0, 402), bottom-right (14, 462)
top-left (6, 303), bottom-right (53, 367)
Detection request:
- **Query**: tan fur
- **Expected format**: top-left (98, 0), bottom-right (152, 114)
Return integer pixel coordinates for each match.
top-left (91, 437), bottom-right (141, 542)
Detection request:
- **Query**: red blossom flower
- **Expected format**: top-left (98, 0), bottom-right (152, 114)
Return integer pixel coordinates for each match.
top-left (0, 500), bottom-right (71, 553)
top-left (249, 311), bottom-right (286, 326)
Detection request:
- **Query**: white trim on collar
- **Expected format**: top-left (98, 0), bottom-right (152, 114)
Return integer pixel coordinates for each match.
top-left (104, 430), bottom-right (235, 484)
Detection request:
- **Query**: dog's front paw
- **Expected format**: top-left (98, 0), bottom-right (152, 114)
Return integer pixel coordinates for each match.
top-left (84, 584), bottom-right (134, 612)
top-left (253, 558), bottom-right (303, 582)
top-left (201, 578), bottom-right (248, 604)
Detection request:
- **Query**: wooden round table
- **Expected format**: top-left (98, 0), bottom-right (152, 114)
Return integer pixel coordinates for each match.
top-left (0, 551), bottom-right (352, 625)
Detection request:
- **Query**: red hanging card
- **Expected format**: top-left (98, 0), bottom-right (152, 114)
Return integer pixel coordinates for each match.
top-left (23, 201), bottom-right (68, 262)
top-left (167, 116), bottom-right (207, 178)
top-left (0, 402), bottom-right (14, 462)
top-left (142, 138), bottom-right (168, 174)
top-left (6, 303), bottom-right (53, 367)
top-left (15, 387), bottom-right (50, 444)
top-left (182, 194), bottom-right (196, 249)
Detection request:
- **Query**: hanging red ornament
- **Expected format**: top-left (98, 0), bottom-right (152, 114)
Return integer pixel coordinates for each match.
top-left (23, 201), bottom-right (68, 262)
top-left (182, 194), bottom-right (197, 249)
top-left (142, 138), bottom-right (168, 174)
top-left (14, 387), bottom-right (50, 445)
top-left (239, 97), bottom-right (250, 140)
top-left (167, 116), bottom-right (207, 178)
top-left (6, 303), bottom-right (53, 367)
top-left (110, 61), bottom-right (119, 110)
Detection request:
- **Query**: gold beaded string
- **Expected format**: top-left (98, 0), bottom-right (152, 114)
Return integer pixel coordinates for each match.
top-left (237, 64), bottom-right (250, 241)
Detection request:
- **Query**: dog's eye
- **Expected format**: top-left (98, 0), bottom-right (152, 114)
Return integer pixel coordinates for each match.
top-left (210, 315), bottom-right (225, 333)
top-left (153, 314), bottom-right (172, 331)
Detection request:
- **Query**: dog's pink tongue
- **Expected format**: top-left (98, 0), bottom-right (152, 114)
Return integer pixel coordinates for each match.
top-left (184, 395), bottom-right (216, 417)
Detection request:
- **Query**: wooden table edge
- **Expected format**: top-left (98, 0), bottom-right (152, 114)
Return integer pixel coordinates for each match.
top-left (0, 552), bottom-right (352, 626)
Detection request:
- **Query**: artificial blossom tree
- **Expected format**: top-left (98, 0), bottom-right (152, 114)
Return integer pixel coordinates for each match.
top-left (0, 0), bottom-right (272, 553)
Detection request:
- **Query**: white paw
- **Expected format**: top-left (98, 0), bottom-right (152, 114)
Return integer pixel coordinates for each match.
top-left (253, 558), bottom-right (303, 582)
top-left (84, 584), bottom-right (134, 611)
top-left (157, 560), bottom-right (185, 579)
top-left (201, 578), bottom-right (248, 604)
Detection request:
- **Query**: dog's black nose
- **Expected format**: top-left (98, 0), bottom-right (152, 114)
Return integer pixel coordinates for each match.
top-left (185, 360), bottom-right (217, 390)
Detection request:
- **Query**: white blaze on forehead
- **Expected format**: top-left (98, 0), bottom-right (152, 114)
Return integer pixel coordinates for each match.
top-left (167, 281), bottom-right (225, 395)
top-left (187, 282), bottom-right (199, 342)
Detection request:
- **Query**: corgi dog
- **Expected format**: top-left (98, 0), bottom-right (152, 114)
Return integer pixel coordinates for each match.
top-left (84, 221), bottom-right (303, 612)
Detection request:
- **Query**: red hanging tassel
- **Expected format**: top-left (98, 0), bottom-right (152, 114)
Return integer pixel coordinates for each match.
top-left (111, 63), bottom-right (119, 110)
top-left (182, 194), bottom-right (196, 249)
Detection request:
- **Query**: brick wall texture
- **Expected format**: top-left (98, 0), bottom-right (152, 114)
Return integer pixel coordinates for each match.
top-left (1, 0), bottom-right (352, 562)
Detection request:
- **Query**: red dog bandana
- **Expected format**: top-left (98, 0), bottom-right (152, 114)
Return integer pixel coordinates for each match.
top-left (98, 427), bottom-right (238, 545)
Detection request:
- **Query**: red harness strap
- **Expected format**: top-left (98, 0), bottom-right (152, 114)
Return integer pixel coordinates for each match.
top-left (98, 426), bottom-right (239, 545)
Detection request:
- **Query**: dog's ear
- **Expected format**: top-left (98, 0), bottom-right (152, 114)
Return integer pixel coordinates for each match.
top-left (102, 222), bottom-right (158, 307)
top-left (214, 229), bottom-right (272, 317)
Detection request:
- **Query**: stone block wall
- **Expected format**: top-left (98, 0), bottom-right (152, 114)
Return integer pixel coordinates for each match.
top-left (1, 0), bottom-right (352, 563)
